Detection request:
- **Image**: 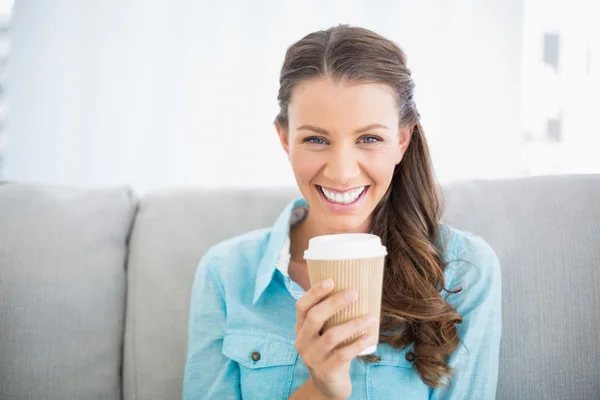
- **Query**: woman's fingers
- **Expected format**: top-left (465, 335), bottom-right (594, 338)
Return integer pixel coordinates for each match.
top-left (294, 279), bottom-right (335, 333)
top-left (317, 314), bottom-right (378, 354)
top-left (330, 333), bottom-right (379, 365)
top-left (300, 289), bottom-right (358, 338)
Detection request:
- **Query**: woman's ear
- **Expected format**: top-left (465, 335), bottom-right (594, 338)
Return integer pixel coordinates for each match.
top-left (395, 125), bottom-right (412, 164)
top-left (276, 123), bottom-right (290, 157)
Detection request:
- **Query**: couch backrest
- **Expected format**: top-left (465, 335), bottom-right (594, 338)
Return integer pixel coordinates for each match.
top-left (0, 184), bottom-right (136, 400)
top-left (125, 175), bottom-right (600, 400)
top-left (443, 175), bottom-right (600, 399)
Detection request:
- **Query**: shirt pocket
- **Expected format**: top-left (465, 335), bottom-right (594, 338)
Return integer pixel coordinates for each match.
top-left (222, 331), bottom-right (298, 400)
top-left (368, 344), bottom-right (430, 399)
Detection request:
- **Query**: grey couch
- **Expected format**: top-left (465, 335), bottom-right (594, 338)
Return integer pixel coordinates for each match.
top-left (1, 175), bottom-right (599, 400)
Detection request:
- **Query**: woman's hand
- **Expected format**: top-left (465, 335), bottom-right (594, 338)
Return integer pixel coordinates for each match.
top-left (294, 279), bottom-right (378, 400)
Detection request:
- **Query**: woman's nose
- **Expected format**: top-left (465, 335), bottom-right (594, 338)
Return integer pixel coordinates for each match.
top-left (323, 147), bottom-right (360, 185)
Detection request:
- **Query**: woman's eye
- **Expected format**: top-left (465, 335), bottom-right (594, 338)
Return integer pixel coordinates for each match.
top-left (359, 135), bottom-right (382, 144)
top-left (304, 136), bottom-right (328, 145)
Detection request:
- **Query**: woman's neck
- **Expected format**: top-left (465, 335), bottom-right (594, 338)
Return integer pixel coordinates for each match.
top-left (289, 211), bottom-right (371, 263)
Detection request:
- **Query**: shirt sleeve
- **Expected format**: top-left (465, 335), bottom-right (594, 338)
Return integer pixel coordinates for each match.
top-left (183, 251), bottom-right (241, 400)
top-left (430, 232), bottom-right (502, 400)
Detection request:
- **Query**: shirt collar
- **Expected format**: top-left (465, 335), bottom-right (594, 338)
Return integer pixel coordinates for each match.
top-left (253, 196), bottom-right (309, 304)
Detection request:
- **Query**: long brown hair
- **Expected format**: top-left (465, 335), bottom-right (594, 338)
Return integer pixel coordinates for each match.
top-left (275, 25), bottom-right (463, 388)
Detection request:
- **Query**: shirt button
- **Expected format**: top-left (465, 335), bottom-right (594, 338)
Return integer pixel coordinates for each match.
top-left (251, 351), bottom-right (261, 362)
top-left (405, 351), bottom-right (416, 362)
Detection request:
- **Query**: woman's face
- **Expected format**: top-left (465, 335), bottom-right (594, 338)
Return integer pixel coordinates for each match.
top-left (277, 77), bottom-right (412, 233)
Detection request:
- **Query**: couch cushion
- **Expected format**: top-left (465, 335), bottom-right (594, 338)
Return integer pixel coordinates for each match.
top-left (0, 184), bottom-right (137, 400)
top-left (442, 174), bottom-right (600, 400)
top-left (123, 188), bottom-right (298, 400)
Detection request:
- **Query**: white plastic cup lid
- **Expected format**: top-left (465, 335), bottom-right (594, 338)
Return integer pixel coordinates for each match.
top-left (303, 233), bottom-right (387, 260)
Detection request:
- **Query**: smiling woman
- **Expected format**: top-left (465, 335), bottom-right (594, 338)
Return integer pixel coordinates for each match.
top-left (184, 24), bottom-right (501, 400)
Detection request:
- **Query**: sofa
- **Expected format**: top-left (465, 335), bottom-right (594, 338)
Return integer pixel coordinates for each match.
top-left (1, 175), bottom-right (599, 400)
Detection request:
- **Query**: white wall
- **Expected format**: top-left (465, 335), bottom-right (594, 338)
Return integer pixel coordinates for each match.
top-left (520, 0), bottom-right (600, 175)
top-left (5, 0), bottom-right (523, 193)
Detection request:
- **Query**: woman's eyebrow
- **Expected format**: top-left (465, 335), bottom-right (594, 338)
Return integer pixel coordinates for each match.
top-left (297, 124), bottom-right (330, 135)
top-left (354, 123), bottom-right (389, 133)
top-left (296, 123), bottom-right (389, 135)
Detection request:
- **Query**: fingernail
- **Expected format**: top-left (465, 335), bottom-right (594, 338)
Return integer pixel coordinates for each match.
top-left (322, 279), bottom-right (334, 289)
top-left (365, 315), bottom-right (377, 324)
top-left (345, 290), bottom-right (358, 300)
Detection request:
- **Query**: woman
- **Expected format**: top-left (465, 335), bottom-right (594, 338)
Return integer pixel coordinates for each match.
top-left (183, 25), bottom-right (501, 400)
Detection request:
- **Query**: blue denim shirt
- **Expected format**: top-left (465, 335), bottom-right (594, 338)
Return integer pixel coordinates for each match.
top-left (183, 197), bottom-right (502, 399)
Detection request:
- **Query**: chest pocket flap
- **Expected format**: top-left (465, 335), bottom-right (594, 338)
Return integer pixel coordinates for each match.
top-left (222, 331), bottom-right (298, 369)
top-left (374, 343), bottom-right (415, 368)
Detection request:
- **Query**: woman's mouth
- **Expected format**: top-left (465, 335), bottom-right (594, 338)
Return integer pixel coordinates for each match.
top-left (316, 185), bottom-right (369, 211)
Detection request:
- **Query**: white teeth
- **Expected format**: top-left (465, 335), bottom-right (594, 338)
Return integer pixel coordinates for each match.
top-left (321, 186), bottom-right (366, 204)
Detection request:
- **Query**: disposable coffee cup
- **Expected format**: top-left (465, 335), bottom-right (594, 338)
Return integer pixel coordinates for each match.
top-left (303, 233), bottom-right (387, 356)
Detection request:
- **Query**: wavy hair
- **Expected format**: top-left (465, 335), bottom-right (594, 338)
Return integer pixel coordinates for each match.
top-left (274, 25), bottom-right (463, 388)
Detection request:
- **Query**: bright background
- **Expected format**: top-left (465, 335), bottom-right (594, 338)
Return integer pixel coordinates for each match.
top-left (1, 0), bottom-right (599, 193)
